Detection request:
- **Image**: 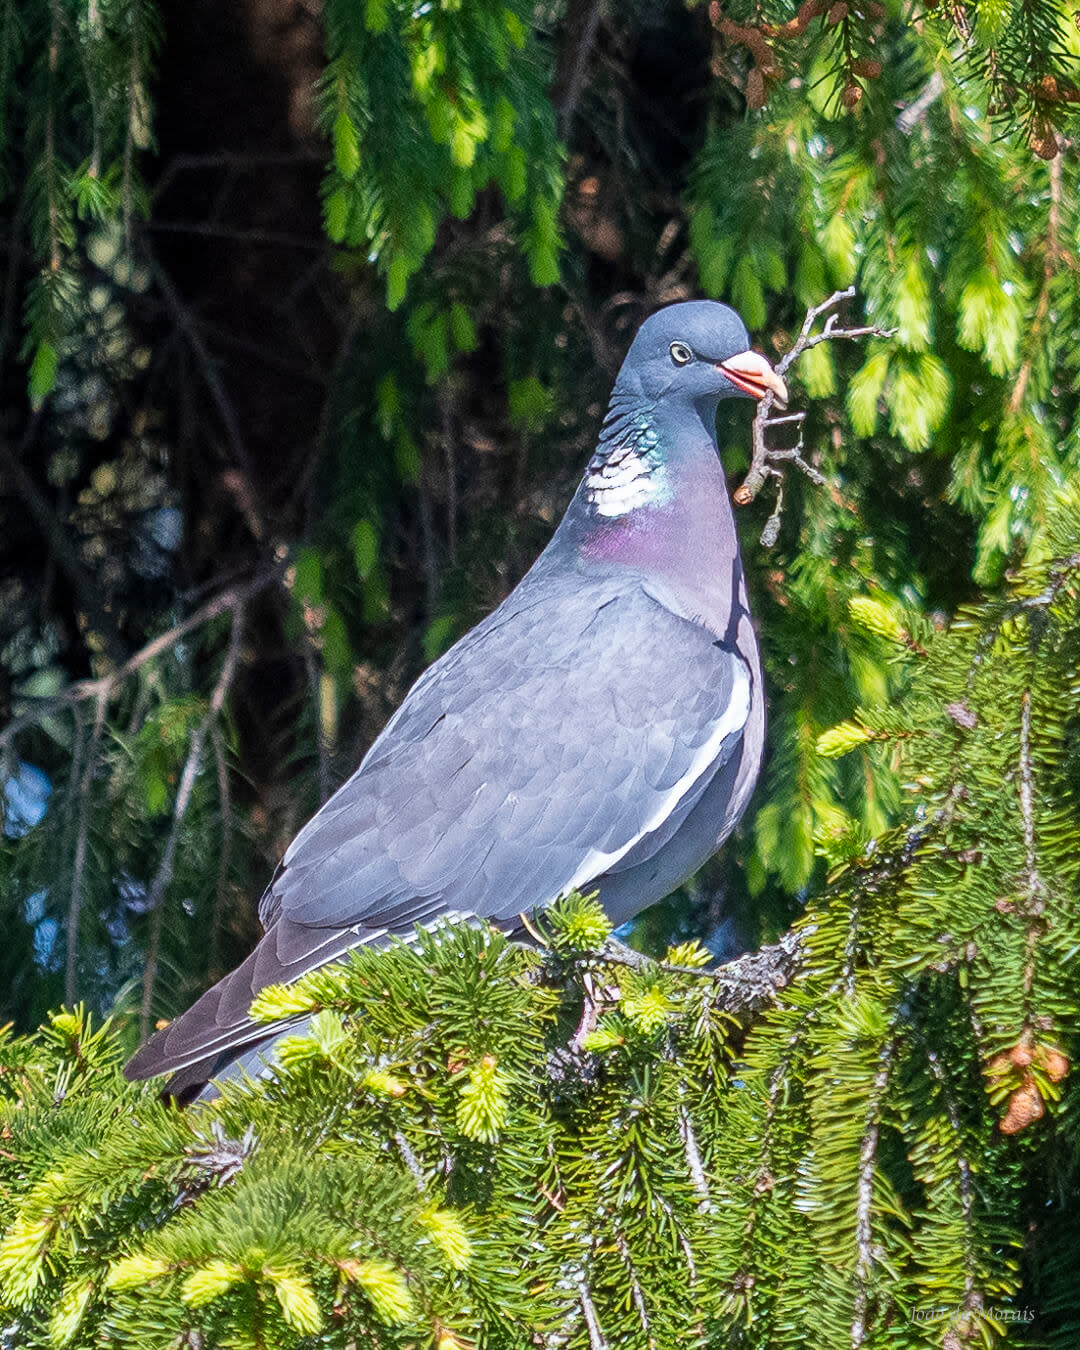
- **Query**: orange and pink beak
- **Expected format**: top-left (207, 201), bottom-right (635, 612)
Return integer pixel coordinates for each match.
top-left (717, 350), bottom-right (788, 409)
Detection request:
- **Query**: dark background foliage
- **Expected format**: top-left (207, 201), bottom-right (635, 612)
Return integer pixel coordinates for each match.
top-left (2, 2), bottom-right (1080, 1346)
top-left (0, 0), bottom-right (1077, 1040)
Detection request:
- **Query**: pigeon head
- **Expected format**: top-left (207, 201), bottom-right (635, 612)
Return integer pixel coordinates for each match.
top-left (577, 300), bottom-right (788, 524)
top-left (613, 301), bottom-right (788, 419)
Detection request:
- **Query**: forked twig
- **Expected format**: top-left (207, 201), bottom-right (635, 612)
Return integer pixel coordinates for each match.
top-left (0, 570), bottom-right (276, 752)
top-left (734, 287), bottom-right (895, 544)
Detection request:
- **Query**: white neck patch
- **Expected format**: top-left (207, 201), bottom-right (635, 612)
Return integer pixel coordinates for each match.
top-left (585, 443), bottom-right (665, 518)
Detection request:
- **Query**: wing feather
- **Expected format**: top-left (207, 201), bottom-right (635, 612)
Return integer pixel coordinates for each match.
top-left (270, 574), bottom-right (749, 931)
top-left (129, 573), bottom-right (752, 1087)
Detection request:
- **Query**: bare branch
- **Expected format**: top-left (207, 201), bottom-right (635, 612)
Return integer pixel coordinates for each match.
top-left (151, 149), bottom-right (324, 204)
top-left (598, 927), bottom-right (807, 1019)
top-left (148, 220), bottom-right (326, 253)
top-left (1, 571), bottom-right (276, 752)
top-left (64, 689), bottom-right (108, 1004)
top-left (851, 1039), bottom-right (897, 1350)
top-left (417, 474), bottom-right (439, 621)
top-left (209, 722), bottom-right (232, 979)
top-left (440, 390), bottom-right (458, 567)
top-left (394, 1131), bottom-right (427, 1191)
top-left (896, 70), bottom-right (945, 134)
top-left (0, 425), bottom-right (123, 660)
top-left (555, 0), bottom-right (605, 134)
top-left (139, 608), bottom-right (246, 1037)
top-left (733, 289), bottom-right (895, 543)
top-left (577, 1279), bottom-right (610, 1350)
top-left (678, 1102), bottom-right (711, 1208)
top-left (0, 187), bottom-right (26, 378)
top-left (700, 928), bottom-right (808, 1015)
top-left (147, 256), bottom-right (266, 539)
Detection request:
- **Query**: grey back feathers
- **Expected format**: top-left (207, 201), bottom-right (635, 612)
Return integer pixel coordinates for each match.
top-left (124, 301), bottom-right (773, 1100)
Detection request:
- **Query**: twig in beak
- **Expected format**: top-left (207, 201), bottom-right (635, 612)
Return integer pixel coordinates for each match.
top-left (735, 287), bottom-right (896, 545)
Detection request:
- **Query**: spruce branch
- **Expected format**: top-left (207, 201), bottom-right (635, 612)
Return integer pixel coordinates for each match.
top-left (598, 927), bottom-right (807, 1018)
top-left (614, 1231), bottom-right (654, 1345)
top-left (577, 1279), bottom-right (609, 1350)
top-left (1017, 688), bottom-right (1045, 916)
top-left (733, 287), bottom-right (895, 545)
top-left (677, 1103), bottom-right (711, 1208)
top-left (1015, 685), bottom-right (1048, 1120)
top-left (1010, 152), bottom-right (1066, 415)
top-left (850, 1037), bottom-right (898, 1350)
top-left (924, 1045), bottom-right (979, 1306)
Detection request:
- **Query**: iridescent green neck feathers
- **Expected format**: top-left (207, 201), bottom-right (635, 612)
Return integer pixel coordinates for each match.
top-left (585, 411), bottom-right (669, 518)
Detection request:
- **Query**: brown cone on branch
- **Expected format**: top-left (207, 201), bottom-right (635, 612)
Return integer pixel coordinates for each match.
top-left (1029, 113), bottom-right (1059, 159)
top-left (999, 1077), bottom-right (1045, 1134)
top-left (1033, 1044), bottom-right (1069, 1083)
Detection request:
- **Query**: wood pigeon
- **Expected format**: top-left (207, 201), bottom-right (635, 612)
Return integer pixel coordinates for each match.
top-left (124, 301), bottom-right (787, 1101)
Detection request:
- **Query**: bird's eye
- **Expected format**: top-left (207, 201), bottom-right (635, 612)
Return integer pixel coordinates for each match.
top-left (669, 341), bottom-right (693, 365)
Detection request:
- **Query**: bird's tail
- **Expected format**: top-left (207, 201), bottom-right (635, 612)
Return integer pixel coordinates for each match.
top-left (123, 918), bottom-right (362, 1100)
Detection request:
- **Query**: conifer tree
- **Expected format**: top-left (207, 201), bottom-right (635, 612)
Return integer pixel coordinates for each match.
top-left (3, 483), bottom-right (1080, 1341)
top-left (1, 2), bottom-right (1079, 1343)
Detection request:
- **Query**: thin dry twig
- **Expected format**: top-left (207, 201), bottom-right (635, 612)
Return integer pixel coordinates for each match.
top-left (209, 722), bottom-right (232, 978)
top-left (734, 287), bottom-right (895, 544)
top-left (139, 608), bottom-right (246, 1037)
top-left (148, 256), bottom-right (266, 539)
top-left (148, 221), bottom-right (326, 253)
top-left (896, 70), bottom-right (945, 134)
top-left (304, 641), bottom-right (332, 807)
top-left (64, 688), bottom-right (108, 1004)
top-left (1, 570), bottom-right (276, 752)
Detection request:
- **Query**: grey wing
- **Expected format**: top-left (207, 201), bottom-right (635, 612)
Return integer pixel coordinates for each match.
top-left (125, 576), bottom-right (751, 1089)
top-left (262, 576), bottom-right (751, 935)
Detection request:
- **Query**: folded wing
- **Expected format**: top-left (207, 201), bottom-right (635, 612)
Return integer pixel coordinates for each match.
top-left (125, 575), bottom-right (750, 1089)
